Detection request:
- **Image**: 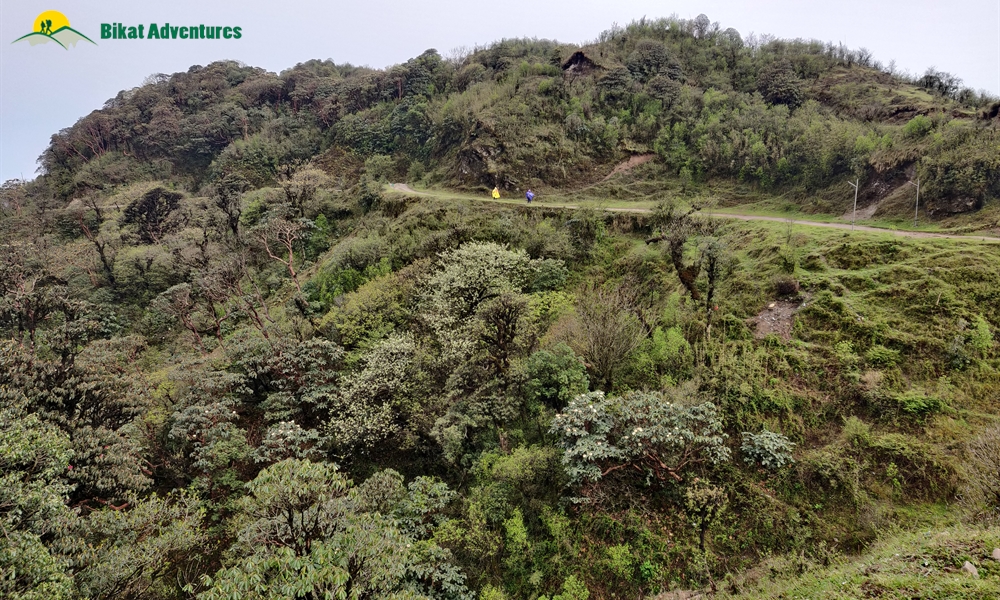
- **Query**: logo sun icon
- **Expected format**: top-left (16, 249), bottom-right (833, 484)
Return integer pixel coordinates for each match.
top-left (12, 10), bottom-right (96, 49)
top-left (36, 10), bottom-right (70, 35)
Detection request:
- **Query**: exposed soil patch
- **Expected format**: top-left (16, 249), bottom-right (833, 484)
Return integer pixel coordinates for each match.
top-left (841, 198), bottom-right (881, 221)
top-left (750, 297), bottom-right (806, 341)
top-left (601, 154), bottom-right (655, 181)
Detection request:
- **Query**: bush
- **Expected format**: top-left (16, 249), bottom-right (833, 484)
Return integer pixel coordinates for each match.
top-left (772, 275), bottom-right (800, 296)
top-left (742, 429), bottom-right (796, 470)
top-left (305, 257), bottom-right (391, 311)
top-left (893, 391), bottom-right (943, 419)
top-left (842, 416), bottom-right (872, 447)
top-left (480, 585), bottom-right (509, 600)
top-left (622, 326), bottom-right (693, 388)
top-left (865, 345), bottom-right (900, 367)
top-left (902, 115), bottom-right (933, 139)
top-left (969, 316), bottom-right (994, 357)
top-left (530, 258), bottom-right (570, 292)
top-left (539, 575), bottom-right (589, 600)
top-left (604, 544), bottom-right (634, 581)
top-left (364, 154), bottom-right (395, 181)
top-left (357, 176), bottom-right (384, 212)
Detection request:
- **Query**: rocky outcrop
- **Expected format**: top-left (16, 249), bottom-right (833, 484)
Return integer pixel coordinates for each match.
top-left (925, 196), bottom-right (983, 216)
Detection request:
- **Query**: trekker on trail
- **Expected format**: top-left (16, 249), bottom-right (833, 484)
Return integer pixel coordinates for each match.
top-left (492, 186), bottom-right (500, 199)
top-left (525, 189), bottom-right (535, 204)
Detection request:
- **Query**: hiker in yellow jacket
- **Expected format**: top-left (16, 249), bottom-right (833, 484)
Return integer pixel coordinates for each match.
top-left (491, 186), bottom-right (500, 199)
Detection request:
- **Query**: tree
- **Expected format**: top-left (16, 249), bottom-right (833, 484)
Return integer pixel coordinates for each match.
top-left (326, 333), bottom-right (416, 455)
top-left (1, 338), bottom-right (153, 508)
top-left (550, 389), bottom-right (730, 491)
top-left (73, 492), bottom-right (206, 600)
top-left (476, 292), bottom-right (529, 376)
top-left (918, 67), bottom-right (962, 98)
top-left (254, 211), bottom-right (309, 293)
top-left (420, 242), bottom-right (535, 363)
top-left (212, 174), bottom-right (249, 238)
top-left (0, 248), bottom-right (69, 349)
top-left (281, 167), bottom-right (330, 218)
top-left (199, 459), bottom-right (470, 600)
top-left (0, 393), bottom-right (75, 600)
top-left (647, 75), bottom-right (681, 106)
top-left (645, 202), bottom-right (730, 337)
top-left (156, 284), bottom-right (208, 354)
top-left (120, 186), bottom-right (183, 244)
top-left (598, 68), bottom-right (634, 104)
top-left (692, 14), bottom-right (712, 38)
top-left (756, 61), bottom-right (804, 108)
top-left (646, 202), bottom-right (706, 300)
top-left (568, 284), bottom-right (646, 392)
top-left (626, 39), bottom-right (682, 83)
top-left (0, 179), bottom-right (27, 217)
top-left (77, 196), bottom-right (122, 288)
top-left (684, 480), bottom-right (727, 552)
top-left (523, 343), bottom-right (590, 410)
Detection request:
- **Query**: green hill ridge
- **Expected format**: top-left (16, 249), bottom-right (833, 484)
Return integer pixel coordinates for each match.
top-left (12, 26), bottom-right (96, 49)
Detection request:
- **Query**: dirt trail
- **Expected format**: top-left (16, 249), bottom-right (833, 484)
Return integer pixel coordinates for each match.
top-left (388, 184), bottom-right (999, 243)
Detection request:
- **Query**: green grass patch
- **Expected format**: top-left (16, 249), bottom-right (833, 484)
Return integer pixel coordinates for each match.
top-left (722, 521), bottom-right (1000, 599)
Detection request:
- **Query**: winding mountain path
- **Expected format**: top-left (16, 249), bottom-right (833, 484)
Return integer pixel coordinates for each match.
top-left (389, 183), bottom-right (999, 243)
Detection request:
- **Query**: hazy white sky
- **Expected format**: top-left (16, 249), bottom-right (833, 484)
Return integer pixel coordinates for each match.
top-left (2, 0), bottom-right (999, 182)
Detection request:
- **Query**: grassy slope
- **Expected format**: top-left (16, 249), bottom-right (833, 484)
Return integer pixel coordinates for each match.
top-left (714, 222), bottom-right (998, 599)
top-left (336, 196), bottom-right (1000, 596)
top-left (722, 520), bottom-right (1000, 599)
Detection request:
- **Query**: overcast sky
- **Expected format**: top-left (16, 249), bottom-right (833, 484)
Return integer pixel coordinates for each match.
top-left (2, 0), bottom-right (999, 182)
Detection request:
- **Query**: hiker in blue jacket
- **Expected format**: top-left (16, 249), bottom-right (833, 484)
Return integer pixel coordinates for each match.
top-left (525, 188), bottom-right (535, 204)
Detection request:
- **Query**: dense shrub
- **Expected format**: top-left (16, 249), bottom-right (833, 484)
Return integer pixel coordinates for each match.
top-left (742, 429), bottom-right (796, 470)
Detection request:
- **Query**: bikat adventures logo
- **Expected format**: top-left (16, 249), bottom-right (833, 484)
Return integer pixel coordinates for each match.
top-left (10, 9), bottom-right (244, 48)
top-left (11, 10), bottom-right (96, 49)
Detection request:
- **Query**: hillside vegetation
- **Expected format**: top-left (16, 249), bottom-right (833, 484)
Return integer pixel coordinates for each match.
top-left (27, 15), bottom-right (1000, 221)
top-left (2, 14), bottom-right (1000, 600)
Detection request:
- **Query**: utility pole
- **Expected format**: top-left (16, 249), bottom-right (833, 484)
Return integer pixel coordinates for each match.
top-left (907, 177), bottom-right (920, 228)
top-left (848, 179), bottom-right (859, 231)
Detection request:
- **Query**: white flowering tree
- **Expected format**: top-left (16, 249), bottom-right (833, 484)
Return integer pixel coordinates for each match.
top-left (550, 390), bottom-right (730, 488)
top-left (326, 333), bottom-right (419, 455)
top-left (419, 241), bottom-right (535, 364)
top-left (421, 242), bottom-right (567, 459)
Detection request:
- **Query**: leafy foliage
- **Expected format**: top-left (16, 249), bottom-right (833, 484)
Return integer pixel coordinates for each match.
top-left (550, 389), bottom-right (730, 489)
top-left (523, 344), bottom-right (590, 410)
top-left (741, 429), bottom-right (796, 470)
top-left (199, 459), bottom-right (469, 599)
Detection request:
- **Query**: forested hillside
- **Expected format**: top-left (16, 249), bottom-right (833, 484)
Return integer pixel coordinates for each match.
top-left (2, 14), bottom-right (1000, 600)
top-left (28, 15), bottom-right (1000, 218)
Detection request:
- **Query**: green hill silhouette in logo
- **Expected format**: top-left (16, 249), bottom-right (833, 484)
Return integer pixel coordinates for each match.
top-left (12, 25), bottom-right (96, 49)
